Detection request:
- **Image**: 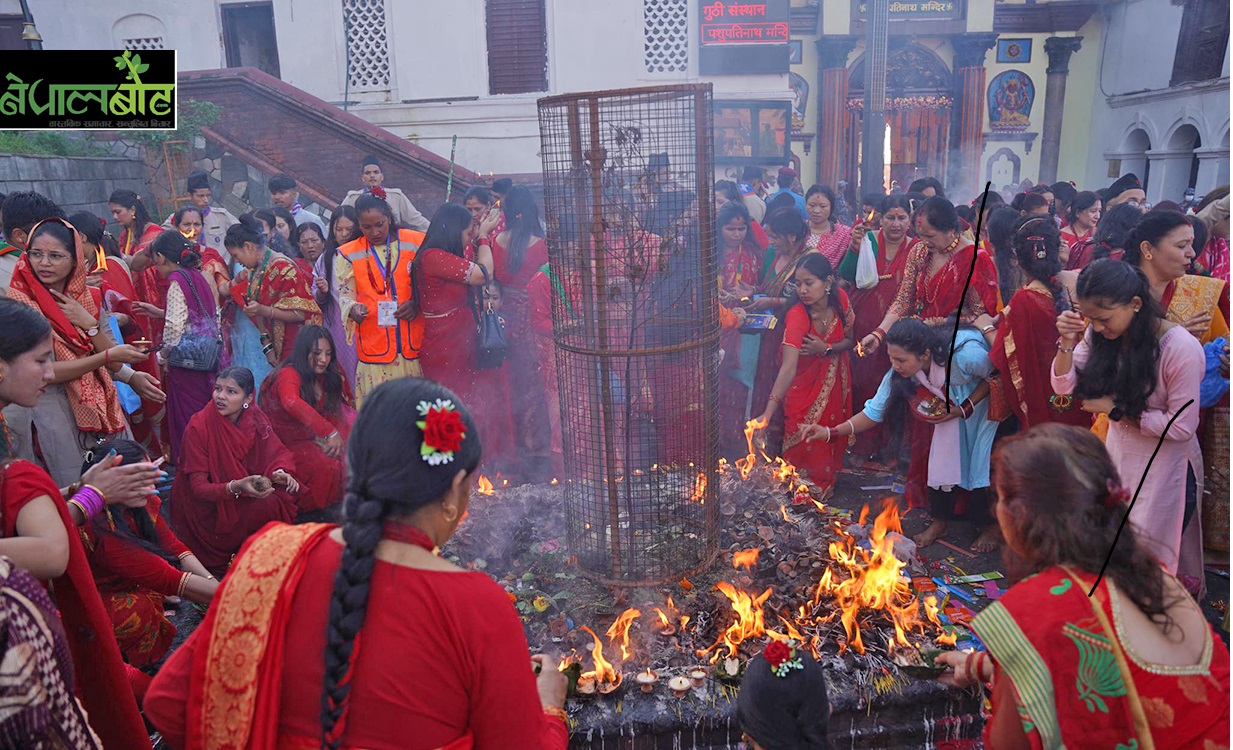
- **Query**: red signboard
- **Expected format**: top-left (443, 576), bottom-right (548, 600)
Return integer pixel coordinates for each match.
top-left (700, 2), bottom-right (790, 46)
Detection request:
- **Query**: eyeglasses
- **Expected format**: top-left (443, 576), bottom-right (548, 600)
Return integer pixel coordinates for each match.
top-left (28, 250), bottom-right (72, 263)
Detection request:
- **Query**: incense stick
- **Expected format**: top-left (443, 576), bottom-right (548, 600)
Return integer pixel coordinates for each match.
top-left (444, 134), bottom-right (458, 202)
top-left (936, 539), bottom-right (977, 559)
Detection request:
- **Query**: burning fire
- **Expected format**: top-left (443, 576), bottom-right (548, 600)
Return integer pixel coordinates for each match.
top-left (735, 417), bottom-right (769, 480)
top-left (477, 476), bottom-right (494, 495)
top-left (691, 473), bottom-right (707, 503)
top-left (653, 607), bottom-right (674, 634)
top-left (812, 500), bottom-right (923, 655)
top-left (579, 626), bottom-right (620, 687)
top-left (732, 548), bottom-right (760, 570)
top-left (704, 582), bottom-right (772, 661)
top-left (606, 608), bottom-right (641, 661)
top-left (771, 457), bottom-right (798, 485)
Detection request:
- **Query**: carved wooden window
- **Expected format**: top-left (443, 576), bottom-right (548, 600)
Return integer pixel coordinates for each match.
top-left (644, 0), bottom-right (689, 74)
top-left (1171, 0), bottom-right (1229, 85)
top-left (343, 0), bottom-right (392, 90)
top-left (486, 0), bottom-right (548, 95)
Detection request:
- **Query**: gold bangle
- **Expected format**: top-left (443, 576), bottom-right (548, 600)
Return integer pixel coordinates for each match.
top-left (67, 500), bottom-right (89, 524)
top-left (82, 483), bottom-right (107, 504)
top-left (542, 706), bottom-right (568, 725)
top-left (176, 572), bottom-right (190, 598)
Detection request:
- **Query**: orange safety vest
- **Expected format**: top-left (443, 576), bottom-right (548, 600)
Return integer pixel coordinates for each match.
top-left (338, 229), bottom-right (426, 364)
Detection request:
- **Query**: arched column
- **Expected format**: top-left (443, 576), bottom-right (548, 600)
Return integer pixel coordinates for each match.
top-left (1144, 149), bottom-right (1194, 204)
top-left (815, 36), bottom-right (859, 190)
top-left (1194, 146), bottom-right (1230, 194)
top-left (1039, 36), bottom-right (1082, 184)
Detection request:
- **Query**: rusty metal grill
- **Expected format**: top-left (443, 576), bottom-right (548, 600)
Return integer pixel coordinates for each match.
top-left (537, 84), bottom-right (720, 585)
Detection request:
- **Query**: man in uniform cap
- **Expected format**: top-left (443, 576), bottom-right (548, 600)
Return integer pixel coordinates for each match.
top-left (740, 166), bottom-right (768, 222)
top-left (161, 169), bottom-right (239, 263)
top-left (1105, 173), bottom-right (1146, 208)
top-left (268, 173), bottom-right (327, 233)
top-left (340, 155), bottom-right (430, 231)
top-left (767, 166), bottom-right (806, 221)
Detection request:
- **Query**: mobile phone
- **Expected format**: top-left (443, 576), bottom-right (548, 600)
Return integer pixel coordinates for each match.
top-left (143, 343), bottom-right (165, 354)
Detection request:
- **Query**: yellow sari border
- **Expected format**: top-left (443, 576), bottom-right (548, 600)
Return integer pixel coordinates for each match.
top-left (972, 601), bottom-right (1063, 748)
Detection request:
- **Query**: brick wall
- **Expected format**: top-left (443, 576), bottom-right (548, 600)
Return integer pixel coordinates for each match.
top-left (0, 154), bottom-right (145, 222)
top-left (178, 68), bottom-right (480, 223)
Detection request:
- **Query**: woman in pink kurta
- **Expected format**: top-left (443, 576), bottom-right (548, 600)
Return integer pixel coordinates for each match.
top-left (1051, 259), bottom-right (1204, 576)
top-left (802, 185), bottom-right (853, 269)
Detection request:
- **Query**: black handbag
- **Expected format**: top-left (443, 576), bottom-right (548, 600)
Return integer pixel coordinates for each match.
top-left (167, 271), bottom-right (223, 372)
top-left (471, 266), bottom-right (508, 370)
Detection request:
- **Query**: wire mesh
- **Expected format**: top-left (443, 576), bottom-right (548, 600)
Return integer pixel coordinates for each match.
top-left (537, 84), bottom-right (720, 585)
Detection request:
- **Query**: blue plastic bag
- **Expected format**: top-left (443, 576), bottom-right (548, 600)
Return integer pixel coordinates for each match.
top-left (107, 315), bottom-right (142, 414)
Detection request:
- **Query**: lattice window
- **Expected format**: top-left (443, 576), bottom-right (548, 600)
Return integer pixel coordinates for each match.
top-left (644, 0), bottom-right (688, 74)
top-left (123, 37), bottom-right (165, 50)
top-left (343, 0), bottom-right (392, 90)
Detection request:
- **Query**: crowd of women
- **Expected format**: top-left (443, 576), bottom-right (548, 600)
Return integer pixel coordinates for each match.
top-left (0, 164), bottom-right (1226, 748)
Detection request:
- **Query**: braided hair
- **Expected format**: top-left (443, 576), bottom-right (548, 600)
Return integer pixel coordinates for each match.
top-left (1011, 215), bottom-right (1067, 314)
top-left (319, 378), bottom-right (482, 749)
top-left (80, 439), bottom-right (178, 566)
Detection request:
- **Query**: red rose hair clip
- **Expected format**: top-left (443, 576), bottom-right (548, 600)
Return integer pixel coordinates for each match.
top-left (417, 398), bottom-right (467, 466)
top-left (1102, 478), bottom-right (1132, 509)
top-left (763, 639), bottom-right (804, 678)
top-left (370, 185), bottom-right (387, 201)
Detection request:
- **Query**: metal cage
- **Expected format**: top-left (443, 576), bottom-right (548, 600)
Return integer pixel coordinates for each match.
top-left (537, 84), bottom-right (720, 585)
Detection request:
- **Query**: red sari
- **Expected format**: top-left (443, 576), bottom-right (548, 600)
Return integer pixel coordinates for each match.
top-left (170, 404), bottom-right (299, 576)
top-left (973, 565), bottom-right (1230, 749)
top-left (720, 241), bottom-right (763, 458)
top-left (145, 523), bottom-right (569, 750)
top-left (0, 460), bottom-right (152, 750)
top-left (526, 267), bottom-right (563, 475)
top-left (780, 295), bottom-right (854, 492)
top-left (887, 241), bottom-right (999, 508)
top-left (228, 251), bottom-right (322, 362)
top-left (490, 235), bottom-right (551, 476)
top-left (259, 367), bottom-right (355, 512)
top-left (992, 287), bottom-right (1093, 430)
top-left (82, 495), bottom-right (192, 667)
top-left (416, 248), bottom-right (514, 470)
top-left (122, 223), bottom-right (169, 343)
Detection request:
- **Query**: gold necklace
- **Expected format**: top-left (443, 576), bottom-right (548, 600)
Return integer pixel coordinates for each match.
top-left (933, 236), bottom-right (961, 256)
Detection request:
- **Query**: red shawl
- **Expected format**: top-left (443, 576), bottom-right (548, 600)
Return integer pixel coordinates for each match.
top-left (0, 461), bottom-right (151, 749)
top-left (992, 287), bottom-right (1092, 430)
top-left (7, 218), bottom-right (128, 433)
top-left (227, 252), bottom-right (321, 361)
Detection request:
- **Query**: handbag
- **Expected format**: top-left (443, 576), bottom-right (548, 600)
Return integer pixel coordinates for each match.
top-left (167, 271), bottom-right (223, 372)
top-left (471, 266), bottom-right (508, 370)
top-left (855, 230), bottom-right (880, 290)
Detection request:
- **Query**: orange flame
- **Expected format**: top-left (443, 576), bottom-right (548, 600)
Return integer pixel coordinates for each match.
top-left (691, 473), bottom-right (707, 503)
top-left (680, 614), bottom-right (691, 632)
top-left (732, 548), bottom-right (761, 570)
top-left (771, 457), bottom-right (798, 484)
top-left (735, 417), bottom-right (769, 480)
top-left (605, 608), bottom-right (641, 661)
top-left (813, 500), bottom-right (922, 655)
top-left (779, 505), bottom-right (792, 523)
top-left (580, 626), bottom-right (620, 686)
top-left (477, 475), bottom-right (494, 495)
top-left (705, 582), bottom-right (772, 661)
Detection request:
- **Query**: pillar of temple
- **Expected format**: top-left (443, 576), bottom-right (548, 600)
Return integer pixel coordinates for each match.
top-left (1039, 36), bottom-right (1083, 185)
top-left (1145, 149), bottom-right (1198, 204)
top-left (1195, 146), bottom-right (1231, 193)
top-left (815, 36), bottom-right (859, 190)
top-left (947, 33), bottom-right (998, 200)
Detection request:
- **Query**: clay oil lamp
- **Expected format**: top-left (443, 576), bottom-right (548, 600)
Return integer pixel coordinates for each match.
top-left (668, 675), bottom-right (692, 698)
top-left (634, 668), bottom-right (658, 694)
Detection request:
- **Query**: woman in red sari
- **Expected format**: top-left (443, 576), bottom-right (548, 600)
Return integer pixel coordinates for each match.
top-left (526, 264), bottom-right (564, 476)
top-left (1059, 190), bottom-right (1101, 254)
top-left (413, 205), bottom-right (515, 474)
top-left (487, 186), bottom-right (551, 480)
top-left (859, 197), bottom-right (1000, 509)
top-left (110, 189), bottom-right (167, 343)
top-left (756, 254), bottom-right (854, 494)
top-left (146, 378), bottom-right (570, 750)
top-left (70, 211), bottom-right (169, 459)
top-left (938, 424), bottom-right (1229, 749)
top-left (0, 299), bottom-right (153, 750)
top-left (171, 206), bottom-right (230, 305)
top-left (718, 201), bottom-right (765, 459)
top-left (836, 195), bottom-right (914, 461)
top-left (80, 438), bottom-right (217, 668)
top-left (228, 219), bottom-right (322, 368)
top-left (981, 216), bottom-right (1092, 430)
top-left (171, 367), bottom-right (301, 577)
top-left (259, 325), bottom-right (355, 517)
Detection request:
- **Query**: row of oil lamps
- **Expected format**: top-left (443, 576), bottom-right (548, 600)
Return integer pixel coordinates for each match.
top-left (575, 666), bottom-right (713, 699)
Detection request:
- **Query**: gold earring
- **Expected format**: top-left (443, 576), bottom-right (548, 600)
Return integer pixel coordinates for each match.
top-left (443, 509), bottom-right (458, 525)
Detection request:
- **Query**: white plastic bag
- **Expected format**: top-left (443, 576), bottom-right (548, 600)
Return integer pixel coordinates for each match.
top-left (855, 231), bottom-right (879, 290)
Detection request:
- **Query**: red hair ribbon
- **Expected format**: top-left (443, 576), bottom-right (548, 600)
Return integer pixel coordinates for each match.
top-left (1102, 478), bottom-right (1132, 509)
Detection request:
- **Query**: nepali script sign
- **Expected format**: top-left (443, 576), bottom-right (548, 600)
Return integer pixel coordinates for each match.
top-left (0, 50), bottom-right (176, 130)
top-left (700, 1), bottom-right (790, 46)
top-left (854, 0), bottom-right (964, 20)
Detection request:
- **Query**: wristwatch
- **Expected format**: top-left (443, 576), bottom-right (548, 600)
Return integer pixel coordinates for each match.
top-left (84, 325), bottom-right (100, 338)
top-left (1108, 406), bottom-right (1124, 422)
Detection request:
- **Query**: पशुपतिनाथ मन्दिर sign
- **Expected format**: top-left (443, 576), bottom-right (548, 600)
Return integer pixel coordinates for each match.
top-left (0, 49), bottom-right (176, 130)
top-left (700, 1), bottom-right (790, 46)
top-left (855, 0), bottom-right (963, 20)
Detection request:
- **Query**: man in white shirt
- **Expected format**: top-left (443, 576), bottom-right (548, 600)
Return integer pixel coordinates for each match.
top-left (268, 173), bottom-right (327, 233)
top-left (340, 155), bottom-right (431, 232)
top-left (161, 169), bottom-right (238, 263)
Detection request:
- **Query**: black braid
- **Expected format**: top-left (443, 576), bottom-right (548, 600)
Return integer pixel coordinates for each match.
top-left (319, 488), bottom-right (385, 749)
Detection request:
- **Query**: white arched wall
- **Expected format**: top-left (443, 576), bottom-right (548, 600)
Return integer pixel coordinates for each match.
top-left (1116, 123), bottom-right (1154, 192)
top-left (1195, 123), bottom-right (1231, 192)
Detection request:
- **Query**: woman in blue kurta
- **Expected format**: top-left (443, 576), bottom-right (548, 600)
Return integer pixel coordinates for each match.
top-left (801, 318), bottom-right (999, 551)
